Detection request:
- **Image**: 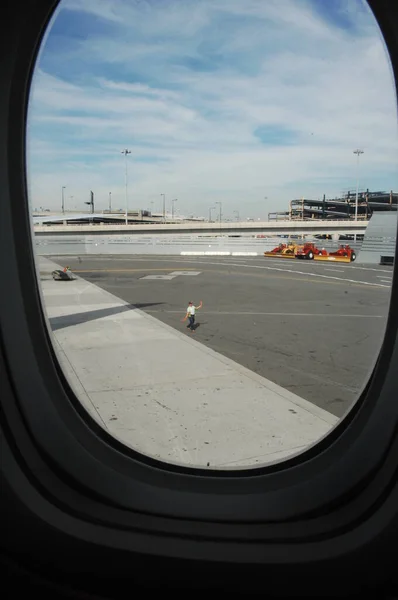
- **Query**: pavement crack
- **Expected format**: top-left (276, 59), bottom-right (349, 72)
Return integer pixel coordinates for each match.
top-left (353, 333), bottom-right (371, 345)
top-left (154, 399), bottom-right (178, 415)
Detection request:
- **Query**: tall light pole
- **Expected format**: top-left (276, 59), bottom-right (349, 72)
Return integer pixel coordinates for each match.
top-left (209, 206), bottom-right (215, 222)
top-left (121, 148), bottom-right (131, 225)
top-left (353, 149), bottom-right (364, 221)
top-left (61, 186), bottom-right (66, 214)
top-left (109, 191), bottom-right (112, 212)
top-left (215, 201), bottom-right (222, 223)
top-left (160, 193), bottom-right (165, 221)
top-left (233, 210), bottom-right (240, 221)
top-left (171, 198), bottom-right (177, 219)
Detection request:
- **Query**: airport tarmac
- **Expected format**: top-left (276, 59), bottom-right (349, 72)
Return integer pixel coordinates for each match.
top-left (49, 255), bottom-right (392, 417)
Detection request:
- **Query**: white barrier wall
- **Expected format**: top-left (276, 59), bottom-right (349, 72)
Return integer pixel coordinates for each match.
top-left (34, 233), bottom-right (363, 257)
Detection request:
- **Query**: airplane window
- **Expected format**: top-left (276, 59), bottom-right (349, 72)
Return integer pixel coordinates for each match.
top-left (27, 0), bottom-right (398, 470)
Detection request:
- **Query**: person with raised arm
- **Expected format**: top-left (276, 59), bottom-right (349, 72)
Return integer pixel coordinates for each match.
top-left (181, 300), bottom-right (203, 333)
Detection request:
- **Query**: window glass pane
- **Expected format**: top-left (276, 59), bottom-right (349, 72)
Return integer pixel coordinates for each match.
top-left (28, 0), bottom-right (398, 469)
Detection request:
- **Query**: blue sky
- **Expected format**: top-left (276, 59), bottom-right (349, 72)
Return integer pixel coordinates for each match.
top-left (27, 0), bottom-right (398, 218)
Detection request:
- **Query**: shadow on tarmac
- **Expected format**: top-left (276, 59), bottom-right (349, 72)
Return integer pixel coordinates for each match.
top-left (49, 303), bottom-right (164, 331)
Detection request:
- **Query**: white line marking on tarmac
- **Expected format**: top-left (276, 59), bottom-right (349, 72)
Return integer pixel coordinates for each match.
top-left (168, 271), bottom-right (201, 276)
top-left (224, 262), bottom-right (391, 288)
top-left (380, 280), bottom-right (392, 284)
top-left (168, 260), bottom-right (385, 287)
top-left (377, 275), bottom-right (392, 279)
top-left (349, 265), bottom-right (394, 273)
top-left (144, 310), bottom-right (385, 318)
top-left (61, 256), bottom-right (391, 287)
top-left (324, 268), bottom-right (345, 272)
top-left (140, 274), bottom-right (177, 280)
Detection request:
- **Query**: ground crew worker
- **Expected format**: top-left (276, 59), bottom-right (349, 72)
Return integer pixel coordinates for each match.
top-left (181, 300), bottom-right (203, 332)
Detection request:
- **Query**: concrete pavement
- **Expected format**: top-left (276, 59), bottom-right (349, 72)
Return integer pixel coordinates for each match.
top-left (38, 256), bottom-right (338, 469)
